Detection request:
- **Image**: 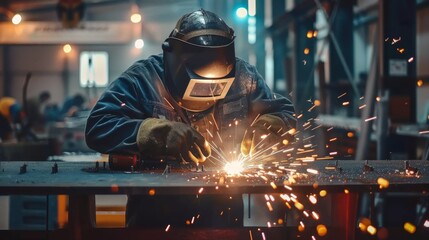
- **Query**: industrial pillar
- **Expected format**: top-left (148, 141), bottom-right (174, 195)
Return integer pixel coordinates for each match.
top-left (254, 0), bottom-right (265, 79)
top-left (328, 0), bottom-right (355, 116)
top-left (379, 0), bottom-right (416, 159)
top-left (294, 0), bottom-right (316, 117)
top-left (271, 0), bottom-right (287, 95)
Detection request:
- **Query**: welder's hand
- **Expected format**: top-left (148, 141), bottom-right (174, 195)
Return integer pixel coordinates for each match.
top-left (137, 118), bottom-right (211, 164)
top-left (241, 114), bottom-right (293, 157)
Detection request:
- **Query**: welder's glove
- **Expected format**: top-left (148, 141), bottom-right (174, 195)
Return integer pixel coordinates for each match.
top-left (241, 114), bottom-right (293, 157)
top-left (137, 118), bottom-right (211, 164)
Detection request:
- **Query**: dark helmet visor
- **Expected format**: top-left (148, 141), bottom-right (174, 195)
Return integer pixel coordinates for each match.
top-left (166, 37), bottom-right (235, 79)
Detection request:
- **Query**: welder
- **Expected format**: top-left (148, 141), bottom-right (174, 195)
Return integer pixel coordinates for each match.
top-left (85, 9), bottom-right (296, 228)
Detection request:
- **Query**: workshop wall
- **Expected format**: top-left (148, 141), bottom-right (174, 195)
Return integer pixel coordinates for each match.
top-left (0, 39), bottom-right (162, 107)
top-left (416, 6), bottom-right (429, 123)
top-left (5, 45), bottom-right (65, 104)
top-left (417, 6), bottom-right (429, 76)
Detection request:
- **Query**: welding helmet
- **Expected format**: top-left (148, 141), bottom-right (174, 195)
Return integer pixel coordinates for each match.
top-left (163, 9), bottom-right (236, 112)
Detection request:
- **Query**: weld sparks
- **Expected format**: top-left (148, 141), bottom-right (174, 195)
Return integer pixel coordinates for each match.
top-left (224, 161), bottom-right (244, 175)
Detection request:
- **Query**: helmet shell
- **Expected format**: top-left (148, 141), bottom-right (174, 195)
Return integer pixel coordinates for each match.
top-left (163, 9), bottom-right (236, 112)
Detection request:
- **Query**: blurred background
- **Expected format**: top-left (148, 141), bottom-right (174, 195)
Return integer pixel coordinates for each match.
top-left (0, 0), bottom-right (428, 159)
top-left (0, 0), bottom-right (428, 236)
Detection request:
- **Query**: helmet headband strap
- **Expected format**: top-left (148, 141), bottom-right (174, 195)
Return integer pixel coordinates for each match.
top-left (174, 29), bottom-right (234, 41)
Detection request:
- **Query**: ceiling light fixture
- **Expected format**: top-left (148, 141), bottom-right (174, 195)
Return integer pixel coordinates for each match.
top-left (130, 3), bottom-right (142, 23)
top-left (11, 13), bottom-right (22, 24)
top-left (63, 44), bottom-right (72, 54)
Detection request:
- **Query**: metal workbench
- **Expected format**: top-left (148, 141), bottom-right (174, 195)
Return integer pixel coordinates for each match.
top-left (1, 160), bottom-right (428, 240)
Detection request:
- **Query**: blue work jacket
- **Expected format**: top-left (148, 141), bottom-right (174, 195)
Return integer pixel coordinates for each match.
top-left (85, 54), bottom-right (296, 157)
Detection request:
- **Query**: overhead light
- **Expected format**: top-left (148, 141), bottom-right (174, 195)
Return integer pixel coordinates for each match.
top-left (134, 39), bottom-right (144, 49)
top-left (130, 3), bottom-right (142, 23)
top-left (63, 44), bottom-right (72, 54)
top-left (130, 13), bottom-right (141, 23)
top-left (12, 13), bottom-right (22, 24)
top-left (236, 7), bottom-right (247, 18)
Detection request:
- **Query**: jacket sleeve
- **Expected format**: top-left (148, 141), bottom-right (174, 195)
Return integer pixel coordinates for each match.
top-left (85, 74), bottom-right (146, 154)
top-left (247, 65), bottom-right (296, 131)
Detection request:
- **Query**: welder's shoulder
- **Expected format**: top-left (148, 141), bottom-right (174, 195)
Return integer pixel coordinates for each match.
top-left (115, 54), bottom-right (163, 83)
top-left (235, 57), bottom-right (258, 74)
top-left (125, 55), bottom-right (163, 75)
top-left (235, 57), bottom-right (252, 68)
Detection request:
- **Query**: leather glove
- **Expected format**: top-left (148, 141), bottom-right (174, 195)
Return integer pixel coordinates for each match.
top-left (137, 118), bottom-right (211, 164)
top-left (241, 114), bottom-right (293, 157)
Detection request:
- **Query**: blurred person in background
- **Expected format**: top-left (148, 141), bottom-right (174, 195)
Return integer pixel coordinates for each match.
top-left (0, 97), bottom-right (25, 142)
top-left (26, 91), bottom-right (51, 132)
top-left (60, 93), bottom-right (86, 118)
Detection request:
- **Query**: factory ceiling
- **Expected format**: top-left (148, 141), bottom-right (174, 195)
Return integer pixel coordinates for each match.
top-left (0, 0), bottom-right (198, 22)
top-left (0, 0), bottom-right (200, 44)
